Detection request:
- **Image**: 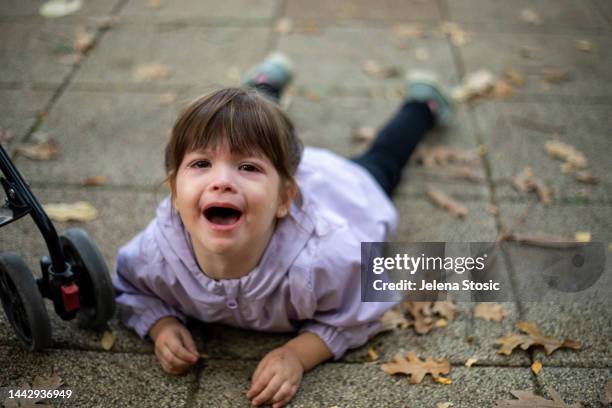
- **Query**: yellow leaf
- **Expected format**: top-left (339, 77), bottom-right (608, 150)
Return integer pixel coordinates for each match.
top-left (433, 376), bottom-right (452, 385)
top-left (435, 318), bottom-right (448, 328)
top-left (367, 346), bottom-right (379, 361)
top-left (574, 232), bottom-right (591, 243)
top-left (531, 360), bottom-right (542, 375)
top-left (465, 357), bottom-right (478, 367)
top-left (101, 330), bottom-right (116, 351)
top-left (44, 201), bottom-right (98, 222)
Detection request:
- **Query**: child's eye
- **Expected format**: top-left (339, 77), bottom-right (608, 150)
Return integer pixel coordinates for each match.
top-left (239, 163), bottom-right (259, 172)
top-left (191, 160), bottom-right (210, 169)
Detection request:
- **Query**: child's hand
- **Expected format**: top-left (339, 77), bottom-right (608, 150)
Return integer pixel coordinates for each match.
top-left (149, 316), bottom-right (199, 375)
top-left (246, 346), bottom-right (304, 408)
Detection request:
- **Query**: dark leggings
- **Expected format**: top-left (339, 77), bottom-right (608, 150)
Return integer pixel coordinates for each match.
top-left (254, 85), bottom-right (433, 197)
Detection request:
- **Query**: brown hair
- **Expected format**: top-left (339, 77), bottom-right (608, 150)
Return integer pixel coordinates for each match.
top-left (164, 88), bottom-right (303, 195)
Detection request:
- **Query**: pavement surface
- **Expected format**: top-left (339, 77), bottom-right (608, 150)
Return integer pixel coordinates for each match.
top-left (1, 0), bottom-right (611, 407)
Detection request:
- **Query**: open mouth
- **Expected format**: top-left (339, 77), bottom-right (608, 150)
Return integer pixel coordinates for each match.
top-left (203, 206), bottom-right (243, 226)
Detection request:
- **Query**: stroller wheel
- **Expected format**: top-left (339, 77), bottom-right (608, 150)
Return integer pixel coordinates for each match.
top-left (0, 253), bottom-right (52, 351)
top-left (60, 228), bottom-right (115, 329)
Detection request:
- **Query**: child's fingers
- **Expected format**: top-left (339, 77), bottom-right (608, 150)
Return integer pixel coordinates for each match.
top-left (168, 336), bottom-right (198, 364)
top-left (250, 357), bottom-right (270, 386)
top-left (270, 382), bottom-right (295, 405)
top-left (247, 364), bottom-right (274, 400)
top-left (251, 375), bottom-right (282, 406)
top-left (176, 328), bottom-right (199, 361)
top-left (272, 397), bottom-right (292, 408)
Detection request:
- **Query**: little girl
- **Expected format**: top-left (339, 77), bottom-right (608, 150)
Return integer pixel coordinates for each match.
top-left (113, 53), bottom-right (452, 407)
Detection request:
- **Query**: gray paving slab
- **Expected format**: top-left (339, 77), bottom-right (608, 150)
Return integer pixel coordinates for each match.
top-left (394, 198), bottom-right (498, 241)
top-left (287, 95), bottom-right (489, 198)
top-left (593, 0), bottom-right (612, 25)
top-left (0, 345), bottom-right (195, 407)
top-left (285, 0), bottom-right (441, 22)
top-left (0, 22), bottom-right (79, 87)
top-left (119, 0), bottom-right (278, 22)
top-left (456, 32), bottom-right (612, 98)
top-left (446, 0), bottom-right (609, 33)
top-left (278, 26), bottom-right (460, 96)
top-left (535, 367), bottom-right (612, 407)
top-left (71, 23), bottom-right (270, 90)
top-left (0, 89), bottom-right (53, 147)
top-left (12, 89), bottom-right (187, 186)
top-left (0, 0), bottom-right (120, 19)
top-left (473, 101), bottom-right (612, 203)
top-left (192, 359), bottom-right (534, 407)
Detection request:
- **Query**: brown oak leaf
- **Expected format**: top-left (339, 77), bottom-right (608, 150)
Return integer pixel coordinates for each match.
top-left (3, 372), bottom-right (62, 408)
top-left (381, 351), bottom-right (450, 384)
top-left (375, 307), bottom-right (411, 334)
top-left (496, 388), bottom-right (583, 407)
top-left (432, 301), bottom-right (457, 321)
top-left (474, 303), bottom-right (508, 322)
top-left (425, 186), bottom-right (469, 218)
top-left (511, 167), bottom-right (553, 206)
top-left (544, 140), bottom-right (587, 169)
top-left (405, 301), bottom-right (434, 334)
top-left (496, 321), bottom-right (581, 356)
top-left (413, 145), bottom-right (478, 167)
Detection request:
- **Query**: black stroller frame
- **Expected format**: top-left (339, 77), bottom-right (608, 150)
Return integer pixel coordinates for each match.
top-left (0, 143), bottom-right (115, 350)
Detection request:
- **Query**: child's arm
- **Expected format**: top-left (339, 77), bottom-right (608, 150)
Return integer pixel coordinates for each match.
top-left (246, 332), bottom-right (332, 408)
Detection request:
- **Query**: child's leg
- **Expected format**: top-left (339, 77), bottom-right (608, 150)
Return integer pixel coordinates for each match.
top-left (351, 72), bottom-right (454, 197)
top-left (242, 52), bottom-right (294, 103)
top-left (350, 101), bottom-right (434, 197)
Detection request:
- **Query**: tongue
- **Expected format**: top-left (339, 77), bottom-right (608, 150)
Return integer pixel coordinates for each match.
top-left (210, 213), bottom-right (240, 225)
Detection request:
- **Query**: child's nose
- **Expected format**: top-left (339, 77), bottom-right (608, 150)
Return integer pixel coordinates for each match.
top-left (208, 168), bottom-right (236, 193)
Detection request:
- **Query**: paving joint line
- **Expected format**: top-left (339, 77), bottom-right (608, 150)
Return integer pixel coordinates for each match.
top-left (11, 0), bottom-right (130, 157)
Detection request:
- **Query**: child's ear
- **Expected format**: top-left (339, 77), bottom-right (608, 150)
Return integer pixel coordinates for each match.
top-left (276, 181), bottom-right (298, 218)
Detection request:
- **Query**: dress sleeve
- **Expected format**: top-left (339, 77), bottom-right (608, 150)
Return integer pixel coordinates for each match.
top-left (297, 229), bottom-right (396, 360)
top-left (113, 232), bottom-right (186, 339)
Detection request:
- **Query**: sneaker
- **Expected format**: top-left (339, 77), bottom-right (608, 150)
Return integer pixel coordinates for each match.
top-left (241, 52), bottom-right (294, 93)
top-left (405, 70), bottom-right (454, 127)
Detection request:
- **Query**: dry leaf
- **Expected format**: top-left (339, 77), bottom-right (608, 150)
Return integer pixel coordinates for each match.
top-left (437, 403), bottom-right (452, 408)
top-left (101, 330), bottom-right (116, 350)
top-left (575, 39), bottom-right (592, 52)
top-left (393, 23), bottom-right (425, 39)
top-left (496, 388), bottom-right (583, 408)
top-left (40, 0), bottom-right (82, 18)
top-left (439, 21), bottom-right (470, 46)
top-left (274, 17), bottom-right (293, 35)
top-left (378, 307), bottom-right (411, 333)
top-left (3, 372), bottom-right (63, 407)
top-left (573, 170), bottom-right (598, 184)
top-left (452, 69), bottom-right (496, 102)
top-left (432, 376), bottom-right (452, 385)
top-left (351, 126), bottom-right (376, 143)
top-left (511, 167), bottom-right (553, 206)
top-left (15, 140), bottom-right (59, 160)
top-left (574, 232), bottom-right (591, 243)
top-left (474, 303), bottom-right (508, 322)
top-left (74, 26), bottom-right (95, 54)
top-left (520, 9), bottom-right (542, 25)
top-left (440, 165), bottom-right (484, 183)
top-left (413, 145), bottom-right (478, 167)
top-left (531, 360), bottom-right (542, 375)
top-left (432, 301), bottom-right (456, 321)
top-left (132, 63), bottom-right (171, 81)
top-left (0, 128), bottom-right (15, 143)
top-left (504, 68), bottom-right (525, 87)
top-left (496, 321), bottom-right (581, 356)
top-left (426, 186), bottom-right (469, 218)
top-left (492, 80), bottom-right (514, 99)
top-left (435, 318), bottom-right (448, 328)
top-left (507, 232), bottom-right (577, 248)
top-left (80, 175), bottom-right (107, 186)
top-left (405, 301), bottom-right (435, 334)
top-left (381, 351), bottom-right (450, 384)
top-left (465, 357), bottom-right (478, 367)
top-left (362, 60), bottom-right (402, 79)
top-left (541, 67), bottom-right (572, 84)
top-left (544, 140), bottom-right (587, 169)
top-left (367, 346), bottom-right (379, 361)
top-left (44, 201), bottom-right (98, 222)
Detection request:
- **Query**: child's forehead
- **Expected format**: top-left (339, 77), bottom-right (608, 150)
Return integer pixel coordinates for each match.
top-left (186, 145), bottom-right (266, 160)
